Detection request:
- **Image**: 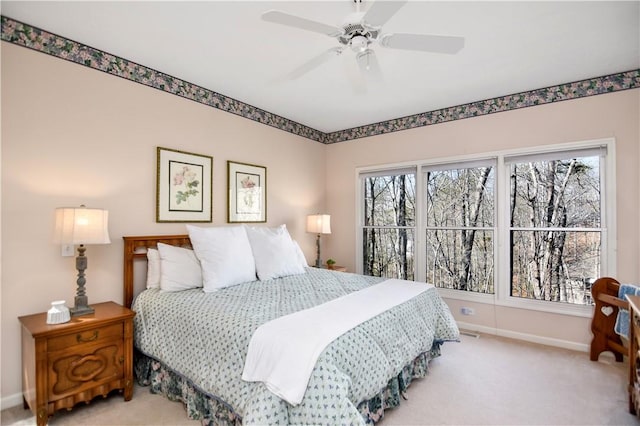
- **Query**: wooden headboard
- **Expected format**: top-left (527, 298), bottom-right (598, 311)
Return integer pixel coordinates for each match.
top-left (122, 235), bottom-right (191, 308)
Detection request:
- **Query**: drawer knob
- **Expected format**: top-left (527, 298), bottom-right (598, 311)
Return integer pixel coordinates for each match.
top-left (76, 330), bottom-right (99, 343)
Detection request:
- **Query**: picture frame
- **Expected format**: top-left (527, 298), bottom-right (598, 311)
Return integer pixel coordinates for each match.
top-left (156, 147), bottom-right (213, 223)
top-left (227, 161), bottom-right (267, 223)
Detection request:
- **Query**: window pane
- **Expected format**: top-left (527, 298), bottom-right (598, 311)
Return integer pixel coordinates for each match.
top-left (510, 156), bottom-right (601, 228)
top-left (510, 230), bottom-right (601, 305)
top-left (426, 167), bottom-right (494, 227)
top-left (425, 165), bottom-right (495, 294)
top-left (509, 155), bottom-right (602, 306)
top-left (362, 172), bottom-right (416, 280)
top-left (364, 174), bottom-right (415, 227)
top-left (363, 228), bottom-right (415, 280)
top-left (426, 229), bottom-right (494, 294)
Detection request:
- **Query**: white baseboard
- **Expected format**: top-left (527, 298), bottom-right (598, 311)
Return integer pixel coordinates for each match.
top-left (456, 320), bottom-right (590, 353)
top-left (1, 392), bottom-right (24, 410)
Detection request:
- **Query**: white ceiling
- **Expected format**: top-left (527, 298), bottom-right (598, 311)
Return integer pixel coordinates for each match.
top-left (2, 1), bottom-right (639, 133)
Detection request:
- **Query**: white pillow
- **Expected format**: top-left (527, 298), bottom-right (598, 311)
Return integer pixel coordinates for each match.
top-left (146, 248), bottom-right (161, 289)
top-left (292, 240), bottom-right (309, 269)
top-left (187, 225), bottom-right (257, 292)
top-left (245, 225), bottom-right (306, 280)
top-left (157, 243), bottom-right (203, 292)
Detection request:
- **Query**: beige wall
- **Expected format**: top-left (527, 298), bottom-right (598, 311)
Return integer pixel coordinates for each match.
top-left (2, 39), bottom-right (639, 407)
top-left (1, 43), bottom-right (326, 404)
top-left (324, 88), bottom-right (640, 348)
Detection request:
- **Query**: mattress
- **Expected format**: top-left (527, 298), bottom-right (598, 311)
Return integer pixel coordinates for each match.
top-left (132, 267), bottom-right (459, 424)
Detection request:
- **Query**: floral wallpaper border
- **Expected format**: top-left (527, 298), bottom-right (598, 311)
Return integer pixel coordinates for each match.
top-left (2, 16), bottom-right (639, 145)
top-left (326, 69), bottom-right (640, 144)
top-left (0, 16), bottom-right (325, 143)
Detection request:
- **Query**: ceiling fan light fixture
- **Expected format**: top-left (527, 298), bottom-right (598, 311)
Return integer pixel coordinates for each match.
top-left (350, 35), bottom-right (369, 52)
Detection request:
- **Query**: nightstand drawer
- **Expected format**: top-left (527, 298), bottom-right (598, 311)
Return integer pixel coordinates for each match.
top-left (48, 323), bottom-right (123, 351)
top-left (48, 338), bottom-right (124, 400)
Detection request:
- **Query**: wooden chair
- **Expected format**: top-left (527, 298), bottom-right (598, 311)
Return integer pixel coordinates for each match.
top-left (590, 277), bottom-right (626, 362)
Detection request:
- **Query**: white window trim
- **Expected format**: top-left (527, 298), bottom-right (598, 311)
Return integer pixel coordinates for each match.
top-left (356, 166), bottom-right (418, 279)
top-left (495, 138), bottom-right (615, 317)
top-left (356, 138), bottom-right (616, 318)
top-left (421, 158), bottom-right (497, 292)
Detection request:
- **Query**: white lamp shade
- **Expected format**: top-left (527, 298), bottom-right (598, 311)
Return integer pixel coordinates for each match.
top-left (306, 214), bottom-right (331, 234)
top-left (54, 207), bottom-right (111, 245)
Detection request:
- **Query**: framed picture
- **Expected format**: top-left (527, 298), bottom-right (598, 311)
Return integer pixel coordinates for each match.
top-left (156, 147), bottom-right (212, 222)
top-left (227, 161), bottom-right (267, 223)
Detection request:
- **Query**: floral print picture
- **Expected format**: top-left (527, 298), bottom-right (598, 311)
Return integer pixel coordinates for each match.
top-left (169, 162), bottom-right (202, 210)
top-left (157, 147), bottom-right (212, 222)
top-left (227, 161), bottom-right (267, 223)
top-left (237, 173), bottom-right (258, 211)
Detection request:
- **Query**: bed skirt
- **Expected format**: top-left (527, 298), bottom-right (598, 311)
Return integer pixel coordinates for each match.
top-left (134, 341), bottom-right (443, 425)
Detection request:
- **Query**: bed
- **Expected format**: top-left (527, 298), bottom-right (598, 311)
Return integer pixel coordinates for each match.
top-left (123, 229), bottom-right (460, 425)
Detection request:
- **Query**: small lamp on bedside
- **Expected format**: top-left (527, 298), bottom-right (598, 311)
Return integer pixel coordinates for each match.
top-left (306, 214), bottom-right (331, 268)
top-left (54, 205), bottom-right (110, 316)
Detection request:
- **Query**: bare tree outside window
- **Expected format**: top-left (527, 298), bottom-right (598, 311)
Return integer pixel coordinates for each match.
top-left (426, 166), bottom-right (495, 294)
top-left (510, 156), bottom-right (601, 305)
top-left (363, 173), bottom-right (416, 280)
top-left (359, 146), bottom-right (607, 309)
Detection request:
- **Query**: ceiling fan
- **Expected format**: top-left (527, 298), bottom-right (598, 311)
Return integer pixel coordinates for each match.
top-left (262, 0), bottom-right (464, 92)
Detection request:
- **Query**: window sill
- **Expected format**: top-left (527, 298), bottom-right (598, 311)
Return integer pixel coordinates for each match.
top-left (437, 288), bottom-right (594, 318)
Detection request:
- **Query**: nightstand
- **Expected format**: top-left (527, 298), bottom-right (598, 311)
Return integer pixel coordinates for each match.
top-left (18, 301), bottom-right (135, 426)
top-left (312, 265), bottom-right (347, 272)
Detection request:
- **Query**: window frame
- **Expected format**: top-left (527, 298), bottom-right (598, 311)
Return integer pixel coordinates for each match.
top-left (422, 158), bottom-right (497, 296)
top-left (356, 138), bottom-right (616, 317)
top-left (357, 166), bottom-right (418, 280)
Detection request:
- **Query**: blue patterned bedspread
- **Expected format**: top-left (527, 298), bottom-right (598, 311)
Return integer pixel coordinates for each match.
top-left (132, 268), bottom-right (459, 424)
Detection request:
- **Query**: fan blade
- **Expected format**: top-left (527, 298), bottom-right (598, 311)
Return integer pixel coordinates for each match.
top-left (363, 0), bottom-right (407, 28)
top-left (356, 49), bottom-right (383, 83)
top-left (262, 10), bottom-right (343, 37)
top-left (288, 47), bottom-right (343, 80)
top-left (380, 33), bottom-right (464, 54)
top-left (342, 54), bottom-right (367, 95)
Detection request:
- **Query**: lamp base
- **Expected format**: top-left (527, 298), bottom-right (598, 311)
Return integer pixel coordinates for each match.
top-left (314, 233), bottom-right (322, 268)
top-left (71, 245), bottom-right (94, 316)
top-left (70, 305), bottom-right (94, 316)
top-left (70, 294), bottom-right (94, 317)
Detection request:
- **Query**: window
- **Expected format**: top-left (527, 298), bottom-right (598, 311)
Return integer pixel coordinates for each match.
top-left (507, 149), bottom-right (604, 305)
top-left (425, 161), bottom-right (496, 294)
top-left (357, 140), bottom-right (614, 313)
top-left (361, 169), bottom-right (416, 280)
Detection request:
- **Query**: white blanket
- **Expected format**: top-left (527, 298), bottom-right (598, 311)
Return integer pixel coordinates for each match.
top-left (241, 278), bottom-right (432, 405)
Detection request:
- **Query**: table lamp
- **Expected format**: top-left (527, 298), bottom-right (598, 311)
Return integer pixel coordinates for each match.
top-left (54, 205), bottom-right (110, 316)
top-left (306, 214), bottom-right (331, 268)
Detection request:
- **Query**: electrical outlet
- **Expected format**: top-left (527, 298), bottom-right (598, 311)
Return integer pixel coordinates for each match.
top-left (460, 307), bottom-right (475, 315)
top-left (61, 244), bottom-right (75, 257)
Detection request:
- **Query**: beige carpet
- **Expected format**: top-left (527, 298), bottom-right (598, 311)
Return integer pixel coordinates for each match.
top-left (2, 333), bottom-right (636, 425)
